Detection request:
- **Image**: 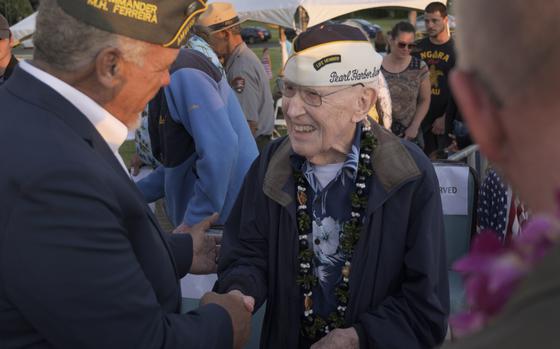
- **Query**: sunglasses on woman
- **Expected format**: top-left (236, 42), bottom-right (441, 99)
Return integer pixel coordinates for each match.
top-left (397, 42), bottom-right (417, 50)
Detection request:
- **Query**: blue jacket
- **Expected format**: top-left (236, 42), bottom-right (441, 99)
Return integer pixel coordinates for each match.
top-left (138, 49), bottom-right (258, 227)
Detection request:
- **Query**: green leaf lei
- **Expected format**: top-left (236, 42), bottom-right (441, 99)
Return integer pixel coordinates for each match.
top-left (293, 121), bottom-right (377, 341)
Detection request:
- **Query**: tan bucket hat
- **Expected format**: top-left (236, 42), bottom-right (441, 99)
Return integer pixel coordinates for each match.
top-left (197, 2), bottom-right (242, 33)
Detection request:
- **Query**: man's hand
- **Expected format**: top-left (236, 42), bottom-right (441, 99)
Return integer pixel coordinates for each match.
top-left (200, 291), bottom-right (252, 349)
top-left (446, 133), bottom-right (460, 153)
top-left (310, 328), bottom-right (359, 349)
top-left (247, 120), bottom-right (258, 136)
top-left (404, 122), bottom-right (420, 140)
top-left (431, 115), bottom-right (446, 135)
top-left (172, 223), bottom-right (191, 234)
top-left (228, 289), bottom-right (255, 313)
top-left (173, 214), bottom-right (219, 274)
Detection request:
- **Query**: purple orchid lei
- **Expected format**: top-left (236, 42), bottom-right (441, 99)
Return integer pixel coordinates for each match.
top-left (450, 200), bottom-right (560, 338)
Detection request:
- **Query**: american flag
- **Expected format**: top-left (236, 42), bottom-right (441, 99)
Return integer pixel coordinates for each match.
top-left (261, 48), bottom-right (273, 80)
top-left (477, 169), bottom-right (528, 244)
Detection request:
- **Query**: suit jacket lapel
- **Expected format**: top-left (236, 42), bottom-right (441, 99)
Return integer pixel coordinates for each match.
top-left (7, 67), bottom-right (180, 276)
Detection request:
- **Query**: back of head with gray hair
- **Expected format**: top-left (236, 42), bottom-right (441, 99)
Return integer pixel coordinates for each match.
top-left (455, 0), bottom-right (560, 105)
top-left (34, 0), bottom-right (148, 72)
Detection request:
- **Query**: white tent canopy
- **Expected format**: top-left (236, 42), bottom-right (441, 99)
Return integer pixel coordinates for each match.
top-left (9, 0), bottom-right (446, 47)
top-left (208, 0), bottom-right (446, 29)
top-left (10, 12), bottom-right (36, 45)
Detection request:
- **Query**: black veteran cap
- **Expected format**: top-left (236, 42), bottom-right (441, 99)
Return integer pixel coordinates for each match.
top-left (292, 23), bottom-right (367, 52)
top-left (0, 13), bottom-right (10, 39)
top-left (284, 23), bottom-right (382, 87)
top-left (55, 0), bottom-right (207, 48)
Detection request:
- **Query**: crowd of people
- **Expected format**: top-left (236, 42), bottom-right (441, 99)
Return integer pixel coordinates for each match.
top-left (1, 0), bottom-right (559, 348)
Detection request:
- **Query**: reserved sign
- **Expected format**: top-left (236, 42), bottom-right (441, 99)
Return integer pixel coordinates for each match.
top-left (434, 165), bottom-right (469, 216)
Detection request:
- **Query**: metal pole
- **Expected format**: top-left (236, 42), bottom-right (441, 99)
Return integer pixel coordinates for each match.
top-left (408, 10), bottom-right (417, 26)
top-left (298, 6), bottom-right (308, 32)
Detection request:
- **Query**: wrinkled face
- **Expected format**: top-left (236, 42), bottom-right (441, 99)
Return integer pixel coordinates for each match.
top-left (282, 81), bottom-right (366, 165)
top-left (390, 31), bottom-right (416, 59)
top-left (425, 11), bottom-right (448, 38)
top-left (109, 45), bottom-right (177, 129)
top-left (208, 30), bottom-right (229, 60)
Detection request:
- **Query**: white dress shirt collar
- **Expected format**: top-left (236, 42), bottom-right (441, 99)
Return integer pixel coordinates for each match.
top-left (19, 61), bottom-right (130, 174)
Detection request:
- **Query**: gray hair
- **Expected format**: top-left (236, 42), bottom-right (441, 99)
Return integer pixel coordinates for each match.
top-left (34, 0), bottom-right (148, 72)
top-left (455, 0), bottom-right (560, 104)
top-left (364, 75), bottom-right (392, 130)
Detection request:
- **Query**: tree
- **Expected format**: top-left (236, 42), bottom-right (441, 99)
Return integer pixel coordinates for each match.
top-left (0, 0), bottom-right (33, 25)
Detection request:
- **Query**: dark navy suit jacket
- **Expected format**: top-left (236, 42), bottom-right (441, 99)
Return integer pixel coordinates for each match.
top-left (0, 67), bottom-right (233, 348)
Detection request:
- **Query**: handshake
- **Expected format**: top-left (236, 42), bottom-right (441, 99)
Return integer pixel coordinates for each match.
top-left (201, 290), bottom-right (255, 349)
top-left (173, 214), bottom-right (255, 349)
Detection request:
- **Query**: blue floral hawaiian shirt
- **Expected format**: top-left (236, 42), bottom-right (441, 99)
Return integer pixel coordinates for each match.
top-left (290, 126), bottom-right (362, 318)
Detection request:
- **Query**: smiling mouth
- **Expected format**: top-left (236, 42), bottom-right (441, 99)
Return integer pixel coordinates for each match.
top-left (293, 124), bottom-right (316, 133)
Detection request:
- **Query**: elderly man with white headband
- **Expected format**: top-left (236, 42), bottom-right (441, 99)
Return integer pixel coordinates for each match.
top-left (215, 24), bottom-right (449, 349)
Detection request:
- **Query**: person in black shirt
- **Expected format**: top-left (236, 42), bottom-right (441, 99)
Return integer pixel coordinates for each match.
top-left (413, 2), bottom-right (456, 156)
top-left (0, 13), bottom-right (18, 85)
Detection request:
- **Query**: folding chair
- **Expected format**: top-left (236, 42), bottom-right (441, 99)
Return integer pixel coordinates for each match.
top-left (433, 161), bottom-right (478, 315)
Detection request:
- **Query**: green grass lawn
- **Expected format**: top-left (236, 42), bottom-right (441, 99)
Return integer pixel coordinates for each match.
top-left (251, 46), bottom-right (282, 92)
top-left (119, 140), bottom-right (136, 168)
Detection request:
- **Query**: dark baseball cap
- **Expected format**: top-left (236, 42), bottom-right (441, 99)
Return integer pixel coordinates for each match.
top-left (55, 0), bottom-right (207, 48)
top-left (0, 13), bottom-right (10, 39)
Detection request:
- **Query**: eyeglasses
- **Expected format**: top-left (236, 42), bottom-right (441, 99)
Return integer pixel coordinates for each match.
top-left (397, 42), bottom-right (417, 50)
top-left (278, 80), bottom-right (364, 107)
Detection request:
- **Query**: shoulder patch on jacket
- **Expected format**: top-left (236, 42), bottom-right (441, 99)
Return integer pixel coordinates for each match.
top-left (231, 77), bottom-right (245, 93)
top-left (371, 123), bottom-right (422, 192)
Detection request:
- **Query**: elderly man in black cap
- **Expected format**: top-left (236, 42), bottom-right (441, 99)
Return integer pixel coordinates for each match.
top-left (216, 23), bottom-right (449, 349)
top-left (0, 0), bottom-right (251, 348)
top-left (0, 13), bottom-right (17, 85)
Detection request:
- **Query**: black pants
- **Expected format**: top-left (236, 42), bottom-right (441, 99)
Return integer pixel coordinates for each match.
top-left (423, 130), bottom-right (450, 158)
